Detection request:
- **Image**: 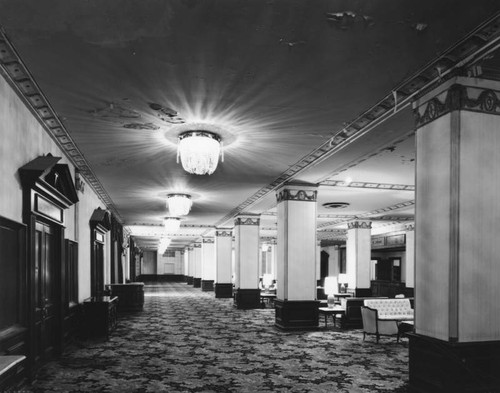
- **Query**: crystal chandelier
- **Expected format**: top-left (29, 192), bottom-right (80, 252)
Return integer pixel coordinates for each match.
top-left (166, 193), bottom-right (192, 216)
top-left (158, 237), bottom-right (171, 254)
top-left (164, 217), bottom-right (181, 232)
top-left (177, 130), bottom-right (223, 175)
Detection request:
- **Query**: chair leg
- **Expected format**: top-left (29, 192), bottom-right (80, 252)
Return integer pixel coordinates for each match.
top-left (376, 333), bottom-right (379, 343)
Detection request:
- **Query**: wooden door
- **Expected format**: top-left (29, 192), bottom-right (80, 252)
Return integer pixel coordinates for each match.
top-left (34, 221), bottom-right (58, 363)
top-left (92, 239), bottom-right (104, 296)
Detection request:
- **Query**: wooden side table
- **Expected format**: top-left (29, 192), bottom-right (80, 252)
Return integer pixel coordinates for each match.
top-left (318, 307), bottom-right (346, 328)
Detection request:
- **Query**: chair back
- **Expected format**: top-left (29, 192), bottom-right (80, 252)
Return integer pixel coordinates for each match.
top-left (360, 306), bottom-right (377, 334)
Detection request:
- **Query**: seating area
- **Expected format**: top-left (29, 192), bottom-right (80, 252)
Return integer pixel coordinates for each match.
top-left (361, 298), bottom-right (414, 343)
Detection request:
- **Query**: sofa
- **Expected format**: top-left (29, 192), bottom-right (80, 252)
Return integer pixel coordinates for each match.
top-left (338, 297), bottom-right (388, 329)
top-left (361, 298), bottom-right (414, 342)
top-left (363, 298), bottom-right (414, 320)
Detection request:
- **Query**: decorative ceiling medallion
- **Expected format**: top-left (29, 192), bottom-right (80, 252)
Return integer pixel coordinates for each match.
top-left (322, 202), bottom-right (350, 209)
top-left (89, 102), bottom-right (140, 119)
top-left (123, 122), bottom-right (160, 130)
top-left (149, 102), bottom-right (185, 124)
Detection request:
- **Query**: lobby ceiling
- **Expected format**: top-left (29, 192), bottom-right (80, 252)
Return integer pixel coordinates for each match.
top-left (1, 0), bottom-right (499, 249)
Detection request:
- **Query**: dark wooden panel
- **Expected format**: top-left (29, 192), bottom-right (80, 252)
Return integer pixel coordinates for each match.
top-left (234, 289), bottom-right (260, 309)
top-left (214, 283), bottom-right (233, 298)
top-left (274, 300), bottom-right (319, 330)
top-left (109, 283), bottom-right (144, 312)
top-left (201, 280), bottom-right (214, 292)
top-left (409, 333), bottom-right (500, 392)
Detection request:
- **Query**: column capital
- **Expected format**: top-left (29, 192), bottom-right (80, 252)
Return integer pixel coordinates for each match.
top-left (405, 223), bottom-right (415, 232)
top-left (276, 182), bottom-right (318, 203)
top-left (234, 214), bottom-right (260, 226)
top-left (193, 243), bottom-right (202, 248)
top-left (215, 227), bottom-right (233, 237)
top-left (202, 237), bottom-right (215, 244)
top-left (413, 77), bottom-right (500, 128)
top-left (347, 220), bottom-right (372, 230)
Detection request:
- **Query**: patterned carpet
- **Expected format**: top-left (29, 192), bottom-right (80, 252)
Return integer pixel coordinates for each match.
top-left (28, 283), bottom-right (409, 392)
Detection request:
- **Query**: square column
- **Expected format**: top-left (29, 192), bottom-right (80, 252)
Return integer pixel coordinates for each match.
top-left (346, 220), bottom-right (372, 297)
top-left (192, 242), bottom-right (202, 288)
top-left (410, 77), bottom-right (500, 391)
top-left (275, 182), bottom-right (319, 330)
top-left (404, 223), bottom-right (414, 297)
top-left (233, 214), bottom-right (260, 309)
top-left (183, 248), bottom-right (189, 282)
top-left (201, 237), bottom-right (215, 291)
top-left (186, 246), bottom-right (194, 285)
top-left (215, 228), bottom-right (233, 298)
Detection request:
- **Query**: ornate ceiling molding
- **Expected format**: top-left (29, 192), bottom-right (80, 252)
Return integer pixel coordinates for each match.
top-left (317, 200), bottom-right (415, 229)
top-left (321, 180), bottom-right (414, 191)
top-left (0, 30), bottom-right (122, 221)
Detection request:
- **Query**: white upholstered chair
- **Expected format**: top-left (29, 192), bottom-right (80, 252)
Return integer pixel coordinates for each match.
top-left (360, 306), bottom-right (399, 343)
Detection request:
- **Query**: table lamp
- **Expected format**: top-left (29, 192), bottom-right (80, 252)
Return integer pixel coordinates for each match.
top-left (262, 273), bottom-right (273, 293)
top-left (324, 276), bottom-right (338, 308)
top-left (338, 273), bottom-right (348, 293)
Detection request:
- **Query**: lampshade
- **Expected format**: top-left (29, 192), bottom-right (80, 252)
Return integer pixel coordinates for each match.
top-left (262, 273), bottom-right (273, 288)
top-left (338, 273), bottom-right (348, 284)
top-left (177, 130), bottom-right (223, 175)
top-left (324, 276), bottom-right (338, 295)
top-left (164, 217), bottom-right (181, 232)
top-left (166, 193), bottom-right (192, 216)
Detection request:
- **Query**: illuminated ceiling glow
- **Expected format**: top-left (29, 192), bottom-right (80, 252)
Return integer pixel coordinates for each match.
top-left (177, 130), bottom-right (223, 175)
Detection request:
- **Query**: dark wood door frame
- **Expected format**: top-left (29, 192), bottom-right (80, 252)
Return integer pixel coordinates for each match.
top-left (18, 155), bottom-right (78, 375)
top-left (90, 208), bottom-right (111, 297)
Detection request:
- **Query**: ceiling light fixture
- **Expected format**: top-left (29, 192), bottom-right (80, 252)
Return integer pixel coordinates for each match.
top-left (158, 237), bottom-right (171, 254)
top-left (164, 217), bottom-right (181, 232)
top-left (177, 130), bottom-right (223, 175)
top-left (166, 193), bottom-right (192, 216)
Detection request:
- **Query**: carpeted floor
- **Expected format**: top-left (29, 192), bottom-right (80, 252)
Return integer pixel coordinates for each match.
top-left (27, 283), bottom-right (409, 392)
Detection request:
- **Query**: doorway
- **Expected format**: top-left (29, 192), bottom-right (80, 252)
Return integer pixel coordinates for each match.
top-left (33, 221), bottom-right (59, 363)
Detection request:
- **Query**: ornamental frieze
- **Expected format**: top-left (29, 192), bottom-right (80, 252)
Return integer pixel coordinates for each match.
top-left (216, 230), bottom-right (233, 237)
top-left (405, 223), bottom-right (415, 231)
top-left (276, 189), bottom-right (317, 203)
top-left (414, 83), bottom-right (500, 128)
top-left (347, 221), bottom-right (372, 230)
top-left (202, 238), bottom-right (215, 243)
top-left (234, 217), bottom-right (260, 226)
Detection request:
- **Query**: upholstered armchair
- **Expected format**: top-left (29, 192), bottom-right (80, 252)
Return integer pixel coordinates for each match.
top-left (360, 306), bottom-right (399, 343)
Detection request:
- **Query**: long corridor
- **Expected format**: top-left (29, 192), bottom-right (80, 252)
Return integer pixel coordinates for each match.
top-left (28, 283), bottom-right (409, 392)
